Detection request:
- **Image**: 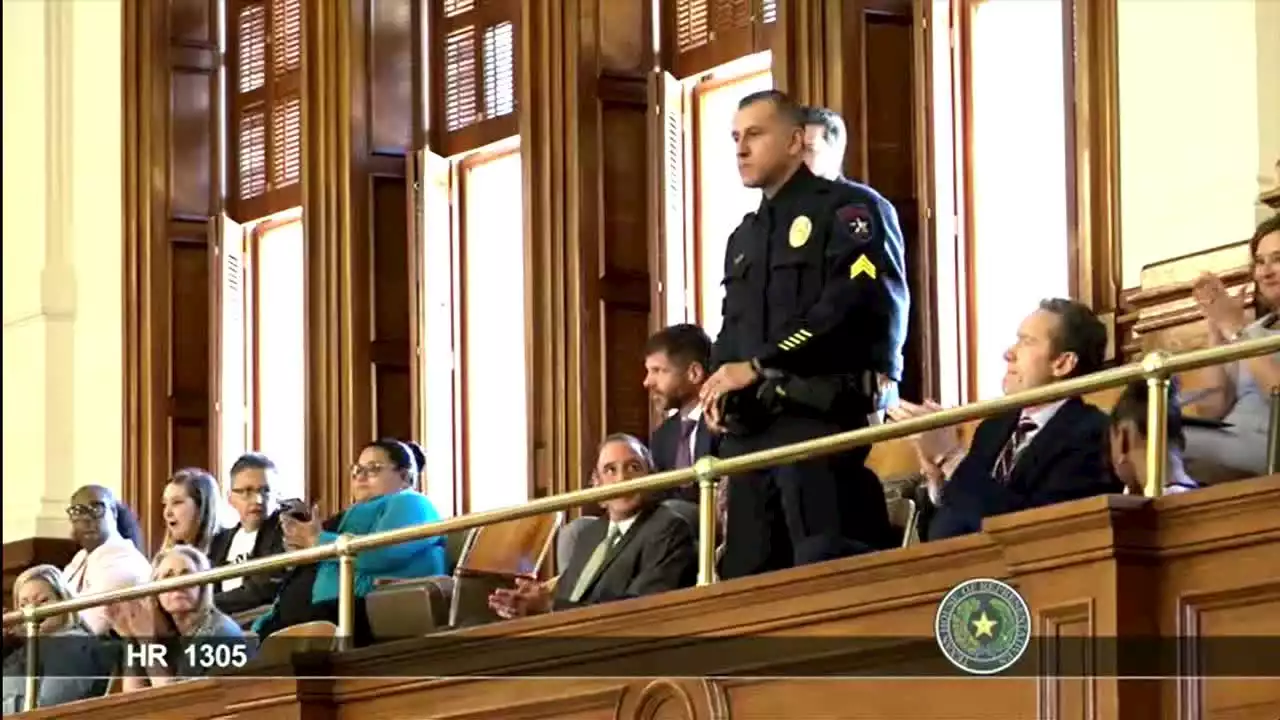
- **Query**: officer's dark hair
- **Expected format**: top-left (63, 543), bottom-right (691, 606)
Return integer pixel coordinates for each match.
top-left (645, 324), bottom-right (712, 370)
top-left (738, 89), bottom-right (805, 128)
top-left (1249, 213), bottom-right (1280, 314)
top-left (1038, 298), bottom-right (1107, 378)
top-left (1109, 378), bottom-right (1186, 451)
top-left (229, 452), bottom-right (276, 476)
top-left (802, 106), bottom-right (847, 148)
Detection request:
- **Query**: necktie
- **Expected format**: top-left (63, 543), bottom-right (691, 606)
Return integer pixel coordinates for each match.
top-left (674, 419), bottom-right (697, 469)
top-left (994, 418), bottom-right (1038, 482)
top-left (569, 524), bottom-right (621, 602)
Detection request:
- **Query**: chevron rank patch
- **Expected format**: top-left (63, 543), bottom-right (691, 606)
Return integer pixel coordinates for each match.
top-left (849, 254), bottom-right (877, 280)
top-left (837, 204), bottom-right (874, 241)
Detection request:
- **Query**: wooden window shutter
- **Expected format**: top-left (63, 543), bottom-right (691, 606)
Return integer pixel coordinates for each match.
top-left (757, 0), bottom-right (777, 49)
top-left (430, 0), bottom-right (521, 157)
top-left (665, 0), bottom-right (773, 79)
top-left (226, 0), bottom-right (303, 223)
top-left (653, 71), bottom-right (688, 325)
top-left (216, 214), bottom-right (250, 490)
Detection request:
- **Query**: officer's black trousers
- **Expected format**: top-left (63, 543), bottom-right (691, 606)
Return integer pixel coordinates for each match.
top-left (718, 414), bottom-right (894, 580)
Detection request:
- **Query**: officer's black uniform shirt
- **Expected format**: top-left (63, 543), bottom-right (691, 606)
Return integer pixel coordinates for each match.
top-left (832, 176), bottom-right (910, 382)
top-left (710, 163), bottom-right (907, 381)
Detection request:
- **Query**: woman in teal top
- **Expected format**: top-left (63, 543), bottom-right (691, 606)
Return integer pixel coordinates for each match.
top-left (251, 439), bottom-right (445, 643)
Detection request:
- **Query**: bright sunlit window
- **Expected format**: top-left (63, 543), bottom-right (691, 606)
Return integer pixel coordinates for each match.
top-left (969, 0), bottom-right (1071, 400)
top-left (218, 209), bottom-right (307, 514)
top-left (461, 147), bottom-right (528, 512)
top-left (690, 52), bottom-right (773, 338)
top-left (253, 214), bottom-right (307, 499)
top-left (420, 143), bottom-right (531, 515)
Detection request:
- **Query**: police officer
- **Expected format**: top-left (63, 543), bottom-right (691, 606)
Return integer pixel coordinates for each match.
top-left (698, 90), bottom-right (899, 580)
top-left (801, 105), bottom-right (910, 413)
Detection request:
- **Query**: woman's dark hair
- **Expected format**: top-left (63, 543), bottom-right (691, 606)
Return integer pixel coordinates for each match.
top-left (403, 441), bottom-right (426, 490)
top-left (114, 501), bottom-right (145, 552)
top-left (1249, 213), bottom-right (1280, 314)
top-left (361, 438), bottom-right (419, 489)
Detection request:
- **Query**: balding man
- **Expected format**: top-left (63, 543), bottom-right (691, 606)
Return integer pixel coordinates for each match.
top-left (488, 434), bottom-right (696, 618)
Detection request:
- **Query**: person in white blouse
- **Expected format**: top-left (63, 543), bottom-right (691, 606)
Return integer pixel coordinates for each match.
top-left (1108, 380), bottom-right (1199, 496)
top-left (61, 485), bottom-right (153, 634)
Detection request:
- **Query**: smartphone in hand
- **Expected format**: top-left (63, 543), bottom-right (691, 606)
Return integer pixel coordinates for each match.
top-left (280, 499), bottom-right (312, 522)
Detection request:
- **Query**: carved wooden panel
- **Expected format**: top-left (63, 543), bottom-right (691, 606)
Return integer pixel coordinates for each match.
top-left (1177, 582), bottom-right (1280, 720)
top-left (123, 0), bottom-right (222, 549)
top-left (1038, 600), bottom-right (1097, 720)
top-left (596, 77), bottom-right (654, 453)
top-left (352, 0), bottom-right (415, 451)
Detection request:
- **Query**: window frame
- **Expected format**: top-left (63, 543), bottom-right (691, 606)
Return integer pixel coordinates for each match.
top-left (243, 211), bottom-right (307, 496)
top-left (438, 140), bottom-right (530, 515)
top-left (685, 60), bottom-right (773, 332)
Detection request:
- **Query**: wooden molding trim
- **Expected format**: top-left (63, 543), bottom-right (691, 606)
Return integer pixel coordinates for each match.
top-left (121, 0), bottom-right (221, 552)
top-left (121, 0), bottom-right (150, 545)
top-left (301, 0), bottom-right (357, 515)
top-left (1068, 0), bottom-right (1123, 316)
top-left (521, 0), bottom-right (576, 500)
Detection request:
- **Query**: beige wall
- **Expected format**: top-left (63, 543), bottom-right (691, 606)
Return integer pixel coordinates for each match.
top-left (1117, 0), bottom-right (1278, 287)
top-left (2, 0), bottom-right (123, 542)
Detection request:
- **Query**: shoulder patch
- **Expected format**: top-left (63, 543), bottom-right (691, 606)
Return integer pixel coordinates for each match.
top-left (837, 204), bottom-right (874, 241)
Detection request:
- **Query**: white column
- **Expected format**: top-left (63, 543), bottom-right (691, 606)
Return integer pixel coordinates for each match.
top-left (2, 0), bottom-right (123, 543)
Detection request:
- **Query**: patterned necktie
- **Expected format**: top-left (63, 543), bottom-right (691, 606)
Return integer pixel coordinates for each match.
top-left (674, 419), bottom-right (697, 469)
top-left (994, 418), bottom-right (1038, 482)
top-left (569, 524), bottom-right (622, 602)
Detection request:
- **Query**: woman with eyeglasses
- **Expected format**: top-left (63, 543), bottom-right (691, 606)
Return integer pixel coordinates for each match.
top-left (61, 485), bottom-right (152, 635)
top-left (251, 439), bottom-right (446, 644)
top-left (2, 565), bottom-right (115, 712)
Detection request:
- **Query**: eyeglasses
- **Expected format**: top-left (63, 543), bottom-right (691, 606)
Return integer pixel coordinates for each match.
top-left (230, 486), bottom-right (272, 499)
top-left (350, 462), bottom-right (390, 478)
top-left (66, 503), bottom-right (107, 520)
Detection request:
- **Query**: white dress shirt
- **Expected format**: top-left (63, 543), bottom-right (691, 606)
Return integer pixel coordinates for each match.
top-left (62, 534), bottom-right (153, 634)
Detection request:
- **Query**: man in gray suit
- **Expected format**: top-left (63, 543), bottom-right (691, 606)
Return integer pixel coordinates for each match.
top-left (488, 434), bottom-right (696, 618)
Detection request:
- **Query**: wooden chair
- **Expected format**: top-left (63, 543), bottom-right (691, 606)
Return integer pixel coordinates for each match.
top-left (364, 512), bottom-right (562, 639)
top-left (257, 620), bottom-right (339, 665)
top-left (448, 512), bottom-right (562, 627)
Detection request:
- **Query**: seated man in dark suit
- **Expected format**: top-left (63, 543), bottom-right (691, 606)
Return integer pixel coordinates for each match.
top-left (644, 324), bottom-right (720, 500)
top-left (209, 453), bottom-right (288, 615)
top-left (487, 433), bottom-right (696, 618)
top-left (890, 298), bottom-right (1119, 540)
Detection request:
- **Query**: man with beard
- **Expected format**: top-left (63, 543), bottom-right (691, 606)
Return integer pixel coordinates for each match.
top-left (643, 324), bottom-right (719, 502)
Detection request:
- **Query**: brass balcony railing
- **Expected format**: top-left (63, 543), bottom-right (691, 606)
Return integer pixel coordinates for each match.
top-left (5, 334), bottom-right (1280, 711)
